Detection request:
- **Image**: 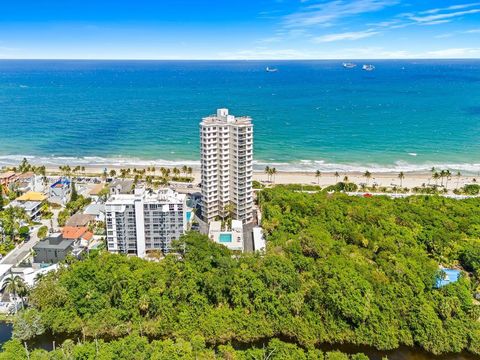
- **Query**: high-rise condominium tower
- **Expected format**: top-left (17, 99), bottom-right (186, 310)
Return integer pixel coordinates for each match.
top-left (200, 108), bottom-right (253, 224)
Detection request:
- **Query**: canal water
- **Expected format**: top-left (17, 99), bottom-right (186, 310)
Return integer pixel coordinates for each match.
top-left (0, 321), bottom-right (478, 359)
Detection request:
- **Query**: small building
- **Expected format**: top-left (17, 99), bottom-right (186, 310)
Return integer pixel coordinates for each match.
top-left (16, 191), bottom-right (47, 202)
top-left (208, 220), bottom-right (244, 251)
top-left (109, 179), bottom-right (134, 195)
top-left (66, 213), bottom-right (95, 227)
top-left (7, 192), bottom-right (47, 219)
top-left (33, 234), bottom-right (75, 264)
top-left (49, 177), bottom-right (71, 204)
top-left (0, 171), bottom-right (17, 187)
top-left (83, 203), bottom-right (105, 222)
top-left (89, 183), bottom-right (105, 202)
top-left (252, 227), bottom-right (266, 252)
top-left (7, 200), bottom-right (43, 219)
top-left (62, 226), bottom-right (93, 247)
top-left (15, 172), bottom-right (36, 193)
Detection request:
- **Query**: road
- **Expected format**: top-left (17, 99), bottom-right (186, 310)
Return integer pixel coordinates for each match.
top-left (1, 226), bottom-right (40, 265)
top-left (0, 208), bottom-right (60, 266)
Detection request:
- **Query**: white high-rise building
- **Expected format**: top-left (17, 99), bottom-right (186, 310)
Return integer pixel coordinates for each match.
top-left (200, 108), bottom-right (253, 224)
top-left (105, 187), bottom-right (187, 257)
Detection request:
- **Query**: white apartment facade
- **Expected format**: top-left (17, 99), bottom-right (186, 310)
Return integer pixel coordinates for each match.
top-left (105, 187), bottom-right (187, 257)
top-left (200, 108), bottom-right (253, 224)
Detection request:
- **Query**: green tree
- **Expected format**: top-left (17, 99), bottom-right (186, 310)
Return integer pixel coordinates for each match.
top-left (2, 275), bottom-right (27, 312)
top-left (37, 226), bottom-right (48, 240)
top-left (13, 309), bottom-right (45, 356)
top-left (398, 171), bottom-right (405, 187)
top-left (363, 170), bottom-right (372, 186)
top-left (70, 181), bottom-right (78, 202)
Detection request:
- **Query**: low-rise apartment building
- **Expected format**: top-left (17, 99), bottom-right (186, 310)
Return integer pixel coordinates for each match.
top-left (105, 187), bottom-right (187, 257)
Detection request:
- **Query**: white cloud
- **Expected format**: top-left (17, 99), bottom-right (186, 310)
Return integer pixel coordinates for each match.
top-left (407, 9), bottom-right (480, 23)
top-left (420, 2), bottom-right (480, 15)
top-left (284, 0), bottom-right (399, 28)
top-left (419, 19), bottom-right (452, 26)
top-left (313, 30), bottom-right (380, 42)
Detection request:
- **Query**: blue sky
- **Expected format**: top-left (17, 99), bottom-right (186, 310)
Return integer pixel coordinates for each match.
top-left (0, 0), bottom-right (479, 59)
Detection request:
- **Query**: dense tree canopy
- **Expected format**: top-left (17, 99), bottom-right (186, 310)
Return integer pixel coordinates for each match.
top-left (2, 188), bottom-right (480, 357)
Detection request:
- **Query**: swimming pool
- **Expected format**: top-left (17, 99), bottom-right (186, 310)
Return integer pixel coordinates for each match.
top-left (219, 233), bottom-right (232, 243)
top-left (436, 268), bottom-right (461, 288)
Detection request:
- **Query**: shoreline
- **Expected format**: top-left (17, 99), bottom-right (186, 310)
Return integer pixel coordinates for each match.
top-left (31, 165), bottom-right (480, 190)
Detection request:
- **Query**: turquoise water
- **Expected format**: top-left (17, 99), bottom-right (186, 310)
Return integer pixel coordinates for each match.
top-left (0, 60), bottom-right (479, 173)
top-left (219, 233), bottom-right (232, 243)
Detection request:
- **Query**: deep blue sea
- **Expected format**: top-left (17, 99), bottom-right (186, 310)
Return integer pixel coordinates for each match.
top-left (0, 59), bottom-right (479, 173)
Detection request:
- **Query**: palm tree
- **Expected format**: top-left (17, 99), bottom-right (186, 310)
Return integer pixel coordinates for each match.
top-left (398, 172), bottom-right (405, 187)
top-left (271, 168), bottom-right (277, 184)
top-left (182, 165), bottom-right (188, 177)
top-left (264, 166), bottom-right (270, 182)
top-left (109, 169), bottom-right (116, 178)
top-left (138, 294), bottom-right (150, 316)
top-left (456, 171), bottom-right (462, 188)
top-left (343, 175), bottom-right (349, 183)
top-left (440, 170), bottom-right (446, 186)
top-left (110, 279), bottom-right (127, 306)
top-left (433, 172), bottom-right (440, 186)
top-left (363, 170), bottom-right (372, 186)
top-left (444, 170), bottom-right (452, 190)
top-left (315, 170), bottom-right (321, 184)
top-left (187, 167), bottom-right (193, 177)
top-left (2, 275), bottom-right (27, 312)
top-left (334, 171), bottom-right (340, 183)
top-left (172, 167), bottom-right (180, 177)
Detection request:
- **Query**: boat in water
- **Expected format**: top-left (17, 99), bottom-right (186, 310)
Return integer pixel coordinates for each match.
top-left (342, 62), bottom-right (356, 68)
top-left (266, 67), bottom-right (278, 72)
top-left (362, 64), bottom-right (375, 71)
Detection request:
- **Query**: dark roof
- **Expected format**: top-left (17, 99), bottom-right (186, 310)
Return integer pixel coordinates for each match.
top-left (66, 213), bottom-right (95, 227)
top-left (110, 179), bottom-right (134, 193)
top-left (33, 236), bottom-right (74, 251)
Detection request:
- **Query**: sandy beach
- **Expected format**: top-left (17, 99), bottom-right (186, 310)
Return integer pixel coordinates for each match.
top-left (39, 164), bottom-right (477, 191)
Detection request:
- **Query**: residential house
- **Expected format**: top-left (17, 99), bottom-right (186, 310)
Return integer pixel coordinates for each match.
top-left (66, 213), bottom-right (95, 227)
top-left (83, 203), bottom-right (105, 222)
top-left (89, 183), bottom-right (105, 202)
top-left (62, 226), bottom-right (94, 247)
top-left (7, 191), bottom-right (47, 219)
top-left (109, 179), bottom-right (134, 196)
top-left (33, 233), bottom-right (75, 264)
top-left (49, 177), bottom-right (71, 204)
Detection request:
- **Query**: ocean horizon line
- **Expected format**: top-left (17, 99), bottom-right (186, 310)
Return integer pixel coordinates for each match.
top-left (0, 58), bottom-right (479, 62)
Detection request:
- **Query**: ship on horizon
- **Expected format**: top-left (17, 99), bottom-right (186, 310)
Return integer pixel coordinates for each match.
top-left (362, 64), bottom-right (375, 71)
top-left (266, 66), bottom-right (278, 72)
top-left (342, 62), bottom-right (357, 68)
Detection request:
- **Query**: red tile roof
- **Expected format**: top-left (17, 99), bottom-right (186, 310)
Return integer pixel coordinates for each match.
top-left (82, 231), bottom-right (93, 241)
top-left (62, 226), bottom-right (88, 239)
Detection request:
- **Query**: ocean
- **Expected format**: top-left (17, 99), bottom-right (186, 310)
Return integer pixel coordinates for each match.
top-left (0, 59), bottom-right (479, 173)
